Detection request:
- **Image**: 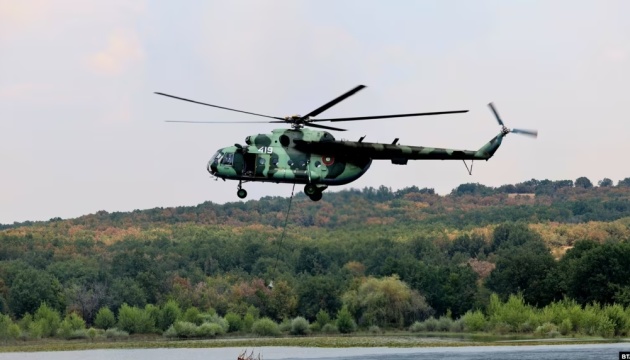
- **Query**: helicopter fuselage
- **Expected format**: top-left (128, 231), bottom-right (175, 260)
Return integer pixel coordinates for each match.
top-left (208, 129), bottom-right (372, 187)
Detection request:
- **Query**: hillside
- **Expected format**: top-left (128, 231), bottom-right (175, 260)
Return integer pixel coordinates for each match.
top-left (2, 176), bottom-right (630, 339)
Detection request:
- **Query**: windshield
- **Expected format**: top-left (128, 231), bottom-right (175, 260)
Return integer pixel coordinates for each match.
top-left (210, 150), bottom-right (223, 165)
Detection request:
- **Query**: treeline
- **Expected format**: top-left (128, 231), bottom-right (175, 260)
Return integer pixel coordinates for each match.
top-left (3, 222), bottom-right (630, 336)
top-left (3, 177), bottom-right (630, 231)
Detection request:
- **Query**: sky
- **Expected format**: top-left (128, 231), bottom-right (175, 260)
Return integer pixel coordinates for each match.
top-left (1, 0), bottom-right (629, 224)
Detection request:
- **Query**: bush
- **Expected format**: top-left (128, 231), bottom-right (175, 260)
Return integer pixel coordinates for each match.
top-left (534, 322), bottom-right (558, 337)
top-left (290, 317), bottom-right (310, 336)
top-left (450, 319), bottom-right (465, 333)
top-left (316, 310), bottom-right (331, 328)
top-left (224, 312), bottom-right (242, 333)
top-left (251, 318), bottom-right (280, 337)
top-left (368, 325), bottom-right (381, 334)
top-left (34, 303), bottom-right (61, 338)
top-left (559, 319), bottom-right (572, 336)
top-left (87, 327), bottom-right (98, 340)
top-left (598, 317), bottom-right (615, 338)
top-left (173, 321), bottom-right (197, 338)
top-left (8, 324), bottom-right (21, 340)
top-left (183, 307), bottom-right (202, 325)
top-left (437, 317), bottom-right (453, 332)
top-left (94, 307), bottom-right (116, 330)
top-left (159, 300), bottom-right (182, 331)
top-left (28, 321), bottom-right (44, 339)
top-left (243, 313), bottom-right (255, 333)
top-left (117, 304), bottom-right (154, 334)
top-left (104, 328), bottom-right (129, 339)
top-left (279, 319), bottom-right (291, 333)
top-left (462, 310), bottom-right (486, 332)
top-left (424, 317), bottom-right (439, 332)
top-left (163, 325), bottom-right (177, 338)
top-left (321, 323), bottom-right (339, 334)
top-left (67, 329), bottom-right (89, 340)
top-left (195, 322), bottom-right (224, 338)
top-left (335, 306), bottom-right (356, 334)
top-left (409, 321), bottom-right (426, 333)
top-left (58, 313), bottom-right (86, 338)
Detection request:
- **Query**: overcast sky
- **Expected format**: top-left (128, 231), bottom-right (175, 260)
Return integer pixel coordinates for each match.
top-left (1, 1), bottom-right (629, 223)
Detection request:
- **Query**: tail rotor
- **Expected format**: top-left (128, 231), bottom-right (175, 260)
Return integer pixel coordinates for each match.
top-left (488, 102), bottom-right (538, 138)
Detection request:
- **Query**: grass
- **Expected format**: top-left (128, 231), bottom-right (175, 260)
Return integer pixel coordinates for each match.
top-left (0, 332), bottom-right (626, 353)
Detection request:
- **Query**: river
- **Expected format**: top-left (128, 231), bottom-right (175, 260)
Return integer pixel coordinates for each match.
top-left (1, 344), bottom-right (630, 360)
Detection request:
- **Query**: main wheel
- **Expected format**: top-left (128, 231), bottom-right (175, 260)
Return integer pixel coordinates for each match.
top-left (237, 188), bottom-right (247, 199)
top-left (304, 184), bottom-right (317, 196)
top-left (309, 191), bottom-right (323, 202)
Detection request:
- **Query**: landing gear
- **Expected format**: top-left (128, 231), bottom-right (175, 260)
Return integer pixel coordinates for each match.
top-left (309, 191), bottom-right (322, 202)
top-left (304, 184), bottom-right (318, 196)
top-left (304, 184), bottom-right (326, 201)
top-left (237, 181), bottom-right (247, 199)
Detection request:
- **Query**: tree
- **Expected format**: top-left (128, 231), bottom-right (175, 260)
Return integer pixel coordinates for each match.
top-left (598, 178), bottom-right (613, 187)
top-left (9, 268), bottom-right (64, 317)
top-left (486, 243), bottom-right (556, 306)
top-left (575, 177), bottom-right (593, 189)
top-left (618, 178), bottom-right (630, 187)
top-left (335, 306), bottom-right (356, 333)
top-left (94, 307), bottom-right (116, 330)
top-left (342, 276), bottom-right (432, 327)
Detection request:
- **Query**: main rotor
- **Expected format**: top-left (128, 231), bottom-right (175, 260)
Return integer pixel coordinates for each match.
top-left (155, 85), bottom-right (469, 131)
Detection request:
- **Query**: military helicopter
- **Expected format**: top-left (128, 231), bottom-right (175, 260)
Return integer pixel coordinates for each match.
top-left (156, 85), bottom-right (536, 201)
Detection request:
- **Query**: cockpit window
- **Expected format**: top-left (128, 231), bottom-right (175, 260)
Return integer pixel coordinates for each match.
top-left (221, 153), bottom-right (234, 165)
top-left (210, 151), bottom-right (223, 166)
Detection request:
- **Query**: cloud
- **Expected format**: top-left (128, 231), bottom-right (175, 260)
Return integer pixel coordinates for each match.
top-left (86, 29), bottom-right (144, 75)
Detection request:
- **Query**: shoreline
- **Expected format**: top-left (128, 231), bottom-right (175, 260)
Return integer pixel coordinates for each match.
top-left (0, 334), bottom-right (626, 353)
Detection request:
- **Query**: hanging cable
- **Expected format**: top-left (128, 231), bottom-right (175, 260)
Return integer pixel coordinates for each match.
top-left (269, 183), bottom-right (296, 288)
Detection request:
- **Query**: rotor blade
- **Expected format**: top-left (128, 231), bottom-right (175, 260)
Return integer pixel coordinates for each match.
top-left (155, 92), bottom-right (285, 120)
top-left (165, 120), bottom-right (286, 124)
top-left (511, 128), bottom-right (538, 138)
top-left (488, 102), bottom-right (504, 126)
top-left (311, 110), bottom-right (468, 122)
top-left (302, 85), bottom-right (366, 119)
top-left (304, 122), bottom-right (347, 131)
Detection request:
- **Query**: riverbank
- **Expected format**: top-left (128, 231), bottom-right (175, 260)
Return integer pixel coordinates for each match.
top-left (0, 333), bottom-right (625, 353)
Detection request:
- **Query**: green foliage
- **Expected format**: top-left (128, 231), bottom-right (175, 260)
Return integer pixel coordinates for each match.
top-left (183, 307), bottom-right (201, 325)
top-left (243, 313), bottom-right (255, 333)
top-left (0, 314), bottom-right (16, 340)
top-left (409, 321), bottom-right (425, 332)
top-left (321, 323), bottom-right (339, 334)
top-left (342, 275), bottom-right (431, 327)
top-left (9, 268), bottom-right (64, 317)
top-left (104, 327), bottom-right (129, 339)
top-left (575, 177), bottom-right (593, 189)
top-left (290, 316), bottom-right (310, 335)
top-left (57, 313), bottom-right (86, 339)
top-left (195, 322), bottom-right (224, 338)
top-left (94, 307), bottom-right (116, 330)
top-left (172, 321), bottom-right (197, 338)
top-left (117, 304), bottom-right (154, 334)
top-left (423, 317), bottom-right (439, 332)
top-left (159, 300), bottom-right (181, 331)
top-left (33, 303), bottom-right (61, 338)
top-left (368, 325), bottom-right (381, 334)
top-left (315, 309), bottom-right (331, 328)
top-left (87, 327), bottom-right (97, 340)
top-left (251, 317), bottom-right (280, 337)
top-left (224, 312), bottom-right (243, 333)
top-left (462, 310), bottom-right (486, 332)
top-left (335, 306), bottom-right (356, 334)
top-left (436, 316), bottom-right (453, 332)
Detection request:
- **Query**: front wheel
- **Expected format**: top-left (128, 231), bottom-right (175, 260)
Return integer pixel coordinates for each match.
top-left (304, 184), bottom-right (318, 196)
top-left (237, 189), bottom-right (247, 199)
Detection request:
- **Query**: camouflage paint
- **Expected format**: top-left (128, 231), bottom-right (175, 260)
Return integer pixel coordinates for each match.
top-left (208, 128), bottom-right (506, 186)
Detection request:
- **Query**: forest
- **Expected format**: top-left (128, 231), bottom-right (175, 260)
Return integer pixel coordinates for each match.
top-left (2, 176), bottom-right (630, 341)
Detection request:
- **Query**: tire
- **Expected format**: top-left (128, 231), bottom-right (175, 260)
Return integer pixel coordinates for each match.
top-left (237, 189), bottom-right (247, 199)
top-left (304, 184), bottom-right (317, 196)
top-left (309, 191), bottom-right (322, 201)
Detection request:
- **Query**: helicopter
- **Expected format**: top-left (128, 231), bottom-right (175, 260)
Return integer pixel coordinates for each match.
top-left (155, 85), bottom-right (537, 201)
